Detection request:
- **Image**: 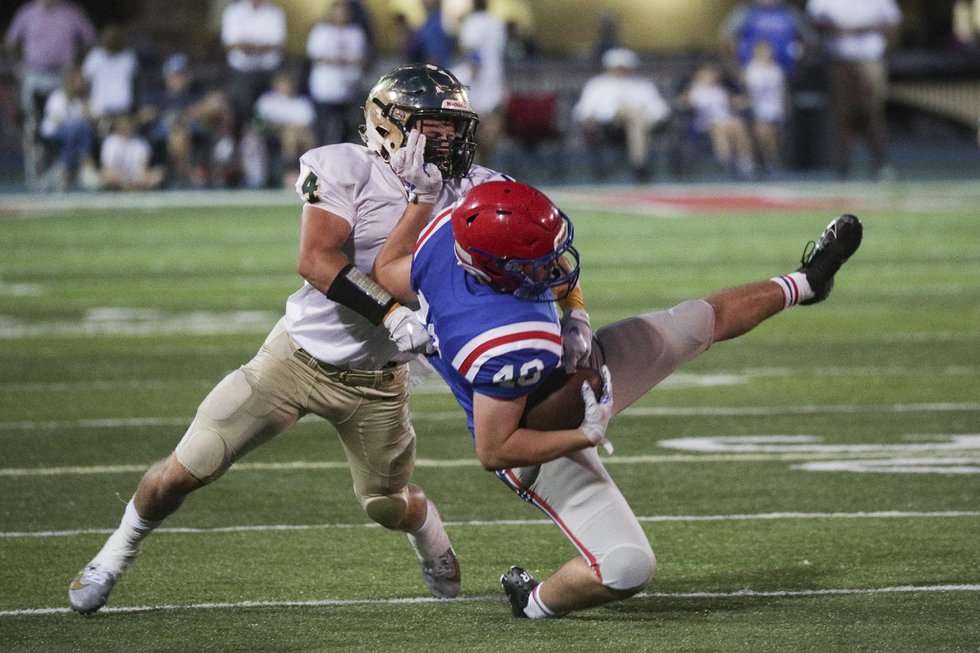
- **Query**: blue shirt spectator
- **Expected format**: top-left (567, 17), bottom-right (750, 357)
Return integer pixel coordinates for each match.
top-left (417, 0), bottom-right (454, 67)
top-left (721, 0), bottom-right (812, 74)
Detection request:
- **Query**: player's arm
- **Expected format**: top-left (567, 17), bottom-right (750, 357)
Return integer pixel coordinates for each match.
top-left (298, 203), bottom-right (431, 353)
top-left (296, 204), bottom-right (354, 294)
top-left (557, 280), bottom-right (592, 372)
top-left (372, 200), bottom-right (433, 303)
top-left (471, 392), bottom-right (594, 470)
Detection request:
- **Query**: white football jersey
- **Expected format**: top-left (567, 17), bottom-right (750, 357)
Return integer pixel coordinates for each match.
top-left (286, 143), bottom-right (508, 369)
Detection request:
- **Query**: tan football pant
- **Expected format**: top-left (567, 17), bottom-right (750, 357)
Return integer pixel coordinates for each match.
top-left (175, 318), bottom-right (415, 525)
top-left (500, 299), bottom-right (715, 590)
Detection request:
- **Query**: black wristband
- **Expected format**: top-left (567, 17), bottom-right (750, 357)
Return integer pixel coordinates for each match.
top-left (325, 264), bottom-right (398, 325)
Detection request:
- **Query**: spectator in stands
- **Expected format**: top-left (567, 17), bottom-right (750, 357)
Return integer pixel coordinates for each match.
top-left (417, 0), bottom-right (454, 67)
top-left (99, 113), bottom-right (165, 191)
top-left (592, 11), bottom-right (621, 64)
top-left (680, 64), bottom-right (755, 179)
top-left (81, 24), bottom-right (138, 132)
top-left (4, 0), bottom-right (96, 124)
top-left (306, 0), bottom-right (368, 146)
top-left (505, 19), bottom-right (538, 63)
top-left (138, 53), bottom-right (213, 188)
top-left (393, 12), bottom-right (424, 62)
top-left (220, 0), bottom-right (287, 138)
top-left (572, 48), bottom-right (671, 181)
top-left (454, 0), bottom-right (507, 166)
top-left (251, 70), bottom-right (316, 188)
top-left (806, 0), bottom-right (902, 179)
top-left (38, 64), bottom-right (98, 190)
top-left (743, 40), bottom-right (787, 175)
top-left (720, 0), bottom-right (812, 76)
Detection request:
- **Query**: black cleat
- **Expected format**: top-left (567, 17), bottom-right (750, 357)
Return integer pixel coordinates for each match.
top-left (797, 214), bottom-right (863, 305)
top-left (500, 566), bottom-right (539, 618)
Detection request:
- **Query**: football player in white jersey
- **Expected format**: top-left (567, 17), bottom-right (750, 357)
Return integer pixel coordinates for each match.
top-left (68, 63), bottom-right (513, 614)
top-left (373, 161), bottom-right (863, 618)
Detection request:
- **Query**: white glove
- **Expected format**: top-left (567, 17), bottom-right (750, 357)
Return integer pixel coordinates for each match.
top-left (383, 305), bottom-right (436, 355)
top-left (390, 129), bottom-right (443, 203)
top-left (560, 308), bottom-right (593, 372)
top-left (579, 365), bottom-right (614, 454)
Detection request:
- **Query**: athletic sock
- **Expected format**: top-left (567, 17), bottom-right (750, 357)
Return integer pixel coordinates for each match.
top-left (523, 583), bottom-right (557, 619)
top-left (91, 498), bottom-right (161, 571)
top-left (771, 272), bottom-right (813, 308)
top-left (407, 499), bottom-right (451, 561)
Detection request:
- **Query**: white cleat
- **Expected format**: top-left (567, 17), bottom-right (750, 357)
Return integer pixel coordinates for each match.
top-left (420, 546), bottom-right (461, 599)
top-left (69, 563), bottom-right (123, 614)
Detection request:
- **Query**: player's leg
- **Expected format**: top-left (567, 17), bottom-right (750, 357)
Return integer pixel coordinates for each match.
top-left (498, 448), bottom-right (654, 618)
top-left (324, 365), bottom-right (461, 599)
top-left (69, 320), bottom-right (307, 614)
top-left (593, 213), bottom-right (863, 412)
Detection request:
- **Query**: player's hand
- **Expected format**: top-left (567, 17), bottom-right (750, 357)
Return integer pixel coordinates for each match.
top-left (579, 365), bottom-right (614, 454)
top-left (560, 308), bottom-right (592, 372)
top-left (390, 129), bottom-right (443, 204)
top-left (383, 305), bottom-right (436, 355)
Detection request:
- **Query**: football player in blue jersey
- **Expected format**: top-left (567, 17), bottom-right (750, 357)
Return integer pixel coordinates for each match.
top-left (374, 133), bottom-right (862, 618)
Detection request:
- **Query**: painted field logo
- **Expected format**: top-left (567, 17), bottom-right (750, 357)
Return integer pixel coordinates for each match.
top-left (658, 435), bottom-right (980, 474)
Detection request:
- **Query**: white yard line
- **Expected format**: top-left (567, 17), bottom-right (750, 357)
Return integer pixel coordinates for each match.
top-left (2, 583), bottom-right (978, 617)
top-left (1, 401), bottom-right (977, 433)
top-left (3, 510), bottom-right (977, 539)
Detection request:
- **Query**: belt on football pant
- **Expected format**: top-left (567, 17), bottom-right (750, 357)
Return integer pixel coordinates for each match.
top-left (293, 348), bottom-right (399, 388)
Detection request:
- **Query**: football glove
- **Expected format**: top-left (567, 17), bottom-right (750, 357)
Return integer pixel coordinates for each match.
top-left (383, 305), bottom-right (436, 355)
top-left (390, 129), bottom-right (443, 204)
top-left (560, 307), bottom-right (593, 372)
top-left (579, 365), bottom-right (614, 454)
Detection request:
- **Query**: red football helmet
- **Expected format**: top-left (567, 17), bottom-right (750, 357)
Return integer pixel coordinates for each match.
top-left (451, 181), bottom-right (580, 300)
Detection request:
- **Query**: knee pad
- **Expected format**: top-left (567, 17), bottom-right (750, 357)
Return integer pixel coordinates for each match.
top-left (599, 543), bottom-right (657, 592)
top-left (361, 488), bottom-right (409, 529)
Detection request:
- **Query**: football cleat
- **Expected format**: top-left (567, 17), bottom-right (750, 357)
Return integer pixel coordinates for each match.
top-left (420, 547), bottom-right (461, 599)
top-left (797, 214), bottom-right (863, 305)
top-left (68, 562), bottom-right (127, 614)
top-left (500, 566), bottom-right (539, 618)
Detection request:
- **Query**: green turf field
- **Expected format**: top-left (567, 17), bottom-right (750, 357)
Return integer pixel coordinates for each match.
top-left (1, 183), bottom-right (978, 652)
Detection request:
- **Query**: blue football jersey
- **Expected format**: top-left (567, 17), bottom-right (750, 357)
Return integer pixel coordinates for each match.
top-left (411, 210), bottom-right (563, 434)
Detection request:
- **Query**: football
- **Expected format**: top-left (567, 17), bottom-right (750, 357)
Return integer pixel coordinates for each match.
top-left (521, 367), bottom-right (604, 431)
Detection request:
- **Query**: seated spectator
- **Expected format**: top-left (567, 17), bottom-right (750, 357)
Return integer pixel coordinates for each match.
top-left (306, 0), bottom-right (368, 145)
top-left (138, 54), bottom-right (202, 187)
top-left (249, 70), bottom-right (316, 187)
top-left (743, 41), bottom-right (787, 175)
top-left (680, 64), bottom-right (755, 179)
top-left (99, 113), bottom-right (165, 191)
top-left (572, 48), bottom-right (670, 181)
top-left (81, 23), bottom-right (138, 132)
top-left (39, 65), bottom-right (98, 190)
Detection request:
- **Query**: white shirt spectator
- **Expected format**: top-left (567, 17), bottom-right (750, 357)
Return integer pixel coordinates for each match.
top-left (688, 83), bottom-right (734, 131)
top-left (81, 45), bottom-right (137, 118)
top-left (806, 0), bottom-right (902, 61)
top-left (572, 73), bottom-right (670, 126)
top-left (100, 132), bottom-right (152, 186)
top-left (256, 89), bottom-right (316, 129)
top-left (744, 59), bottom-right (786, 123)
top-left (306, 21), bottom-right (367, 104)
top-left (456, 8), bottom-right (507, 113)
top-left (40, 88), bottom-right (87, 138)
top-left (221, 0), bottom-right (286, 72)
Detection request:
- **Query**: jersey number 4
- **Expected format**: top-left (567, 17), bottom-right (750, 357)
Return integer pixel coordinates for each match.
top-left (301, 171), bottom-right (319, 203)
top-left (492, 360), bottom-right (544, 388)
